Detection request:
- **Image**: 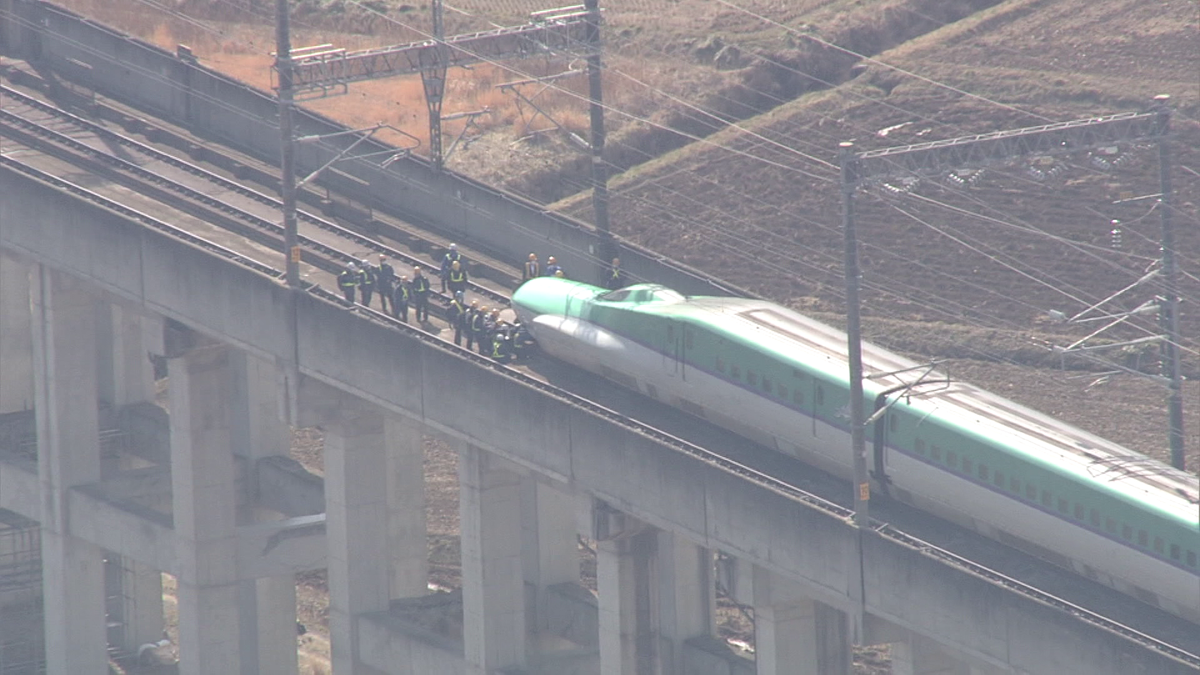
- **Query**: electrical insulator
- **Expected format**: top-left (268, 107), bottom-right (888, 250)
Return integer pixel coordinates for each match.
top-left (1110, 219), bottom-right (1122, 249)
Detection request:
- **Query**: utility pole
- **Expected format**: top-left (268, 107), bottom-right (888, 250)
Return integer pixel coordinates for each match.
top-left (1153, 95), bottom-right (1185, 470)
top-left (842, 141), bottom-right (869, 530)
top-left (421, 0), bottom-right (447, 170)
top-left (583, 0), bottom-right (613, 270)
top-left (840, 140), bottom-right (870, 647)
top-left (275, 0), bottom-right (299, 288)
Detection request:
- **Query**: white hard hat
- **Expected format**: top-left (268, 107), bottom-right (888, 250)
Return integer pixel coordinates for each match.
top-left (449, 243), bottom-right (458, 251)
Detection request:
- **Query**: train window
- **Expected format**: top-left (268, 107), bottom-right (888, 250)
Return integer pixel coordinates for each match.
top-left (1073, 503), bottom-right (1084, 520)
top-left (731, 365), bottom-right (741, 379)
top-left (747, 372), bottom-right (759, 387)
top-left (960, 457), bottom-right (971, 474)
top-left (1057, 498), bottom-right (1068, 514)
top-left (793, 389), bottom-right (804, 406)
top-left (994, 470), bottom-right (1004, 488)
top-left (716, 357), bottom-right (726, 373)
top-left (1122, 524), bottom-right (1132, 541)
top-left (1188, 550), bottom-right (1197, 568)
top-left (1138, 530), bottom-right (1148, 548)
top-left (976, 464), bottom-right (988, 481)
top-left (946, 451), bottom-right (958, 468)
top-left (778, 385), bottom-right (788, 400)
top-left (1089, 509), bottom-right (1100, 527)
top-left (1009, 476), bottom-right (1020, 493)
top-left (1026, 484), bottom-right (1037, 500)
top-left (1170, 544), bottom-right (1180, 561)
top-left (1106, 518), bottom-right (1116, 534)
top-left (915, 439), bottom-right (926, 455)
top-left (931, 445), bottom-right (942, 461)
top-left (1041, 490), bottom-right (1052, 508)
top-left (1154, 537), bottom-right (1164, 554)
top-left (762, 375), bottom-right (772, 393)
top-left (816, 385), bottom-right (825, 406)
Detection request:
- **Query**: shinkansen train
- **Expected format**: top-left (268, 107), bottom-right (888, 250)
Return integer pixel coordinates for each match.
top-left (511, 277), bottom-right (1200, 623)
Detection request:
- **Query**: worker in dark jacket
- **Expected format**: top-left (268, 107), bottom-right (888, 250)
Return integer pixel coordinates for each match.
top-left (522, 253), bottom-right (540, 282)
top-left (446, 260), bottom-right (469, 297)
top-left (544, 256), bottom-right (562, 278)
top-left (358, 259), bottom-right (376, 307)
top-left (464, 300), bottom-right (480, 350)
top-left (491, 315), bottom-right (514, 362)
top-left (338, 263), bottom-right (358, 303)
top-left (439, 243), bottom-right (462, 293)
top-left (376, 255), bottom-right (395, 314)
top-left (447, 291), bottom-right (468, 346)
top-left (511, 319), bottom-right (533, 361)
top-left (470, 305), bottom-right (489, 354)
top-left (411, 268), bottom-right (431, 322)
top-left (605, 257), bottom-right (626, 290)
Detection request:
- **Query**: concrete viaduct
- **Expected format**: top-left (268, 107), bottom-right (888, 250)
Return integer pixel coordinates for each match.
top-left (0, 2), bottom-right (1197, 674)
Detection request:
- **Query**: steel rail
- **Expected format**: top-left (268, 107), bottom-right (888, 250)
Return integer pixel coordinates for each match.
top-left (0, 85), bottom-right (511, 307)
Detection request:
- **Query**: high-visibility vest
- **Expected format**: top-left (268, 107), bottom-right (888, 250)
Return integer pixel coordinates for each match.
top-left (524, 261), bottom-right (540, 278)
top-left (449, 268), bottom-right (466, 283)
top-left (338, 271), bottom-right (358, 289)
top-left (412, 277), bottom-right (430, 294)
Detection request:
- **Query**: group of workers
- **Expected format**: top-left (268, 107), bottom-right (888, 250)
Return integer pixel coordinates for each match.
top-left (335, 244), bottom-right (629, 361)
top-left (522, 252), bottom-right (626, 290)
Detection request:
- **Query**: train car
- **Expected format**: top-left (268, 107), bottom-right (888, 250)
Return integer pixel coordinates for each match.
top-left (512, 277), bottom-right (1200, 623)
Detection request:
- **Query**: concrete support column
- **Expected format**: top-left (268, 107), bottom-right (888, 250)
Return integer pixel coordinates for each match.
top-left (459, 444), bottom-right (526, 675)
top-left (386, 415), bottom-right (427, 599)
top-left (752, 566), bottom-right (851, 675)
top-left (325, 404), bottom-right (390, 675)
top-left (31, 267), bottom-right (108, 675)
top-left (170, 340), bottom-right (242, 675)
top-left (231, 352), bottom-right (298, 675)
top-left (0, 253), bottom-right (33, 413)
top-left (521, 475), bottom-right (578, 634)
top-left (655, 531), bottom-right (714, 675)
top-left (97, 301), bottom-right (165, 654)
top-left (597, 528), bottom-right (657, 675)
top-left (95, 302), bottom-right (158, 409)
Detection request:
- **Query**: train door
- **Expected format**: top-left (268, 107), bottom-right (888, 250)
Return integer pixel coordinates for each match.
top-left (662, 320), bottom-right (683, 377)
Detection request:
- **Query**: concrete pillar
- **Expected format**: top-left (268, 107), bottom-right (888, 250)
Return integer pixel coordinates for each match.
top-left (521, 475), bottom-right (578, 633)
top-left (459, 444), bottom-right (526, 675)
top-left (325, 404), bottom-right (391, 675)
top-left (597, 529), bottom-right (656, 675)
top-left (386, 415), bottom-right (427, 599)
top-left (892, 638), bottom-right (997, 675)
top-left (752, 566), bottom-right (851, 675)
top-left (0, 253), bottom-right (33, 413)
top-left (170, 340), bottom-right (242, 675)
top-left (655, 531), bottom-right (714, 674)
top-left (96, 301), bottom-right (166, 654)
top-left (95, 302), bottom-right (158, 409)
top-left (31, 267), bottom-right (108, 675)
top-left (230, 352), bottom-right (298, 675)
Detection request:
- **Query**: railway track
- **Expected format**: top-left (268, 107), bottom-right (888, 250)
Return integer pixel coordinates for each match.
top-left (2, 83), bottom-right (1199, 671)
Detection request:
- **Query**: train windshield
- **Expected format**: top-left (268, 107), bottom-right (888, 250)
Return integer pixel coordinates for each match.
top-left (598, 284), bottom-right (684, 304)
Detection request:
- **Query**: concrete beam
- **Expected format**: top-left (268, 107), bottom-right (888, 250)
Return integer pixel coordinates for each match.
top-left (235, 515), bottom-right (326, 579)
top-left (257, 455), bottom-right (325, 517)
top-left (2, 166), bottom-right (1196, 675)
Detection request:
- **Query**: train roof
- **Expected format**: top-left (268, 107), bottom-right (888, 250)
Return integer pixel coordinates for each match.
top-left (635, 292), bottom-right (1200, 527)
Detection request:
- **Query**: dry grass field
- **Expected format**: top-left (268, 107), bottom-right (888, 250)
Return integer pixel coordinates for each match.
top-left (41, 0), bottom-right (1200, 673)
